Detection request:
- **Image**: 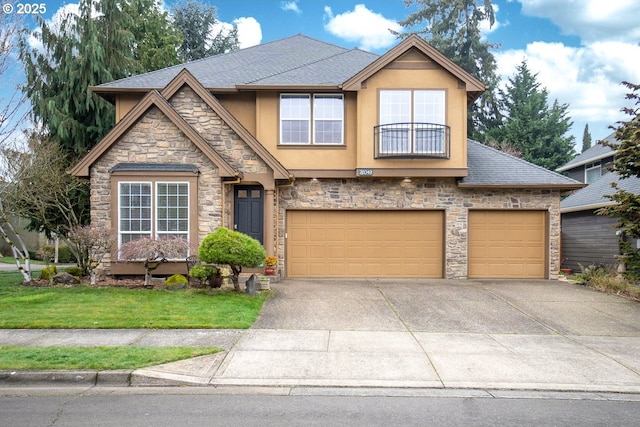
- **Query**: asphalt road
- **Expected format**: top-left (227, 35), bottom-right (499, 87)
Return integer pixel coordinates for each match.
top-left (1, 387), bottom-right (639, 426)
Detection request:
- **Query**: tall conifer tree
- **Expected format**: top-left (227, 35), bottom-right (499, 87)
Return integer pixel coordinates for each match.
top-left (397, 0), bottom-right (501, 140)
top-left (581, 123), bottom-right (592, 152)
top-left (19, 0), bottom-right (135, 161)
top-left (486, 60), bottom-right (575, 170)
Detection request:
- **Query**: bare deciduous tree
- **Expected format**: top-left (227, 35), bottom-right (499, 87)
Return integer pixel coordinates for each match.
top-left (67, 225), bottom-right (114, 283)
top-left (2, 134), bottom-right (90, 264)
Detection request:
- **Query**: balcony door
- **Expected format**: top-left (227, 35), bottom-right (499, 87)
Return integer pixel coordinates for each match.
top-left (379, 90), bottom-right (446, 155)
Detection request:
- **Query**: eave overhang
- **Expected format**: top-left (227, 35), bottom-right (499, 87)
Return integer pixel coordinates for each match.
top-left (342, 34), bottom-right (485, 103)
top-left (457, 183), bottom-right (586, 190)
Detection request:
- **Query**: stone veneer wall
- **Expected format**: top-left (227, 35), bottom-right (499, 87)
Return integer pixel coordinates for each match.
top-left (278, 178), bottom-right (562, 279)
top-left (169, 86), bottom-right (269, 175)
top-left (90, 107), bottom-right (223, 272)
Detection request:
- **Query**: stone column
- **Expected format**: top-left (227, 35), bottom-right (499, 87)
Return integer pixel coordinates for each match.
top-left (264, 189), bottom-right (275, 256)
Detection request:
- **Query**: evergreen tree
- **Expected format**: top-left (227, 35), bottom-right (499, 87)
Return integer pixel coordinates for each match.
top-left (19, 0), bottom-right (135, 161)
top-left (172, 0), bottom-right (239, 62)
top-left (598, 82), bottom-right (640, 282)
top-left (397, 0), bottom-right (501, 140)
top-left (123, 0), bottom-right (183, 73)
top-left (486, 60), bottom-right (575, 170)
top-left (581, 123), bottom-right (592, 152)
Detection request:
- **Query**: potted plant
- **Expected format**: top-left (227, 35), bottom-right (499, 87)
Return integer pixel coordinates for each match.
top-left (264, 255), bottom-right (277, 276)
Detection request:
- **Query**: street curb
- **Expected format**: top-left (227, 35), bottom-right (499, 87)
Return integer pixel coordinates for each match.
top-left (0, 370), bottom-right (133, 386)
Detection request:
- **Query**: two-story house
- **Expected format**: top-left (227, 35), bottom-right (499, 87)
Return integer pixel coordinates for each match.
top-left (557, 133), bottom-right (640, 272)
top-left (70, 34), bottom-right (581, 280)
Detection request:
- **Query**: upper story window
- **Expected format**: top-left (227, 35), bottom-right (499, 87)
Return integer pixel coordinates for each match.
top-left (376, 89), bottom-right (449, 157)
top-left (280, 94), bottom-right (344, 145)
top-left (585, 161), bottom-right (602, 184)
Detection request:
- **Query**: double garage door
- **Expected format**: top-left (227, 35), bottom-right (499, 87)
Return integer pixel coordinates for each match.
top-left (286, 210), bottom-right (547, 279)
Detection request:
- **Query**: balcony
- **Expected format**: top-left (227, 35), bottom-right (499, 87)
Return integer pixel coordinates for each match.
top-left (374, 123), bottom-right (450, 159)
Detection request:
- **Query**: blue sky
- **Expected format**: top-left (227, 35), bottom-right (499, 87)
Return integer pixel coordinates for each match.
top-left (9, 0), bottom-right (640, 147)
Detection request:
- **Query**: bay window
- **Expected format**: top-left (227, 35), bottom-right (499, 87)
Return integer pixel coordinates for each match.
top-left (119, 181), bottom-right (190, 249)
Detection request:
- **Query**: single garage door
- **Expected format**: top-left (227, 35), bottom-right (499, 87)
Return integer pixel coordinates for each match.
top-left (468, 210), bottom-right (547, 278)
top-left (287, 210), bottom-right (443, 278)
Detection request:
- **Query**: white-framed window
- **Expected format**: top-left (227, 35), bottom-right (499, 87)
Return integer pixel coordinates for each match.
top-left (379, 89), bottom-right (446, 154)
top-left (118, 181), bottom-right (189, 249)
top-left (585, 161), bottom-right (602, 184)
top-left (280, 94), bottom-right (344, 144)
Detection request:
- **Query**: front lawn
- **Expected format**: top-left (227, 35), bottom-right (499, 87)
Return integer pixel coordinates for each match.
top-left (0, 346), bottom-right (222, 370)
top-left (0, 271), bottom-right (268, 329)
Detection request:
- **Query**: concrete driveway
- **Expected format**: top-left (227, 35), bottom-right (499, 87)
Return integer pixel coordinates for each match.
top-left (135, 279), bottom-right (640, 392)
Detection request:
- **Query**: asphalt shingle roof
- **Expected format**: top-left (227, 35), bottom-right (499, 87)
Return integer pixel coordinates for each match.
top-left (98, 35), bottom-right (379, 90)
top-left (560, 171), bottom-right (640, 212)
top-left (556, 133), bottom-right (617, 171)
top-left (461, 140), bottom-right (583, 187)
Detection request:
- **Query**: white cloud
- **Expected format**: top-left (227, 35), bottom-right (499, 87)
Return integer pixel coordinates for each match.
top-left (234, 17), bottom-right (262, 48)
top-left (323, 4), bottom-right (401, 51)
top-left (517, 0), bottom-right (640, 43)
top-left (479, 4), bottom-right (501, 39)
top-left (495, 41), bottom-right (640, 141)
top-left (211, 17), bottom-right (262, 50)
top-left (280, 0), bottom-right (301, 15)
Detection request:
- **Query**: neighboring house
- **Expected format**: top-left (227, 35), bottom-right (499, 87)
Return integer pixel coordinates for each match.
top-left (70, 34), bottom-right (581, 279)
top-left (557, 134), bottom-right (640, 272)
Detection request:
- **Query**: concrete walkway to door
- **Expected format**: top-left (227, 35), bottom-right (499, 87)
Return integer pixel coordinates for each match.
top-left (132, 279), bottom-right (640, 393)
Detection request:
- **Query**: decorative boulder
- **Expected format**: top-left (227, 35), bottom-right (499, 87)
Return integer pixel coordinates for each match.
top-left (52, 272), bottom-right (80, 286)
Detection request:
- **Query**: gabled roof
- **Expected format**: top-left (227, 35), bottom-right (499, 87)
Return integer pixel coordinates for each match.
top-left (342, 34), bottom-right (485, 101)
top-left (72, 69), bottom-right (291, 180)
top-left (69, 90), bottom-right (237, 178)
top-left (93, 35), bottom-right (379, 93)
top-left (556, 132), bottom-right (617, 172)
top-left (560, 171), bottom-right (640, 213)
top-left (161, 69), bottom-right (291, 180)
top-left (460, 140), bottom-right (584, 189)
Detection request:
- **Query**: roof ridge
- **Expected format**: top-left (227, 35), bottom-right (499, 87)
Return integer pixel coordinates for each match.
top-left (243, 45), bottom-right (372, 85)
top-left (468, 139), bottom-right (576, 181)
top-left (99, 35), bottom-right (329, 88)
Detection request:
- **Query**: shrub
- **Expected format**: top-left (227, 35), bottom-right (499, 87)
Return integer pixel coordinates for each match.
top-left (189, 265), bottom-right (217, 281)
top-left (57, 245), bottom-right (73, 263)
top-left (65, 266), bottom-right (83, 277)
top-left (199, 228), bottom-right (266, 291)
top-left (37, 244), bottom-right (74, 263)
top-left (577, 263), bottom-right (639, 301)
top-left (39, 265), bottom-right (57, 281)
top-left (166, 274), bottom-right (188, 288)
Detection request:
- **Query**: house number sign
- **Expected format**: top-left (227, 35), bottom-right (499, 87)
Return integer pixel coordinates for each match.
top-left (356, 168), bottom-right (374, 176)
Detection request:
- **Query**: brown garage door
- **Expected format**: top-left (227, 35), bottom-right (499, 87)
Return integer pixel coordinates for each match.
top-left (287, 210), bottom-right (443, 278)
top-left (468, 210), bottom-right (547, 278)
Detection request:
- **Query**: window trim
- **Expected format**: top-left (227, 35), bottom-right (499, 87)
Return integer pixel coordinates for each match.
top-left (111, 171), bottom-right (198, 260)
top-left (585, 161), bottom-right (602, 184)
top-left (279, 93), bottom-right (345, 145)
top-left (378, 89), bottom-right (447, 155)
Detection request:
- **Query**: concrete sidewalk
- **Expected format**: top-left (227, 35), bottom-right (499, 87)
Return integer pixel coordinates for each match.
top-left (2, 279), bottom-right (640, 393)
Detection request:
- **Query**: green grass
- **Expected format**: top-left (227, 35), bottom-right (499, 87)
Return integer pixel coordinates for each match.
top-left (0, 257), bottom-right (44, 265)
top-left (0, 346), bottom-right (221, 370)
top-left (0, 271), bottom-right (269, 329)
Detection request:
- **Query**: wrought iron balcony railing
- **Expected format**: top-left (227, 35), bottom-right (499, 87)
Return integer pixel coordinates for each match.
top-left (374, 123), bottom-right (450, 159)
